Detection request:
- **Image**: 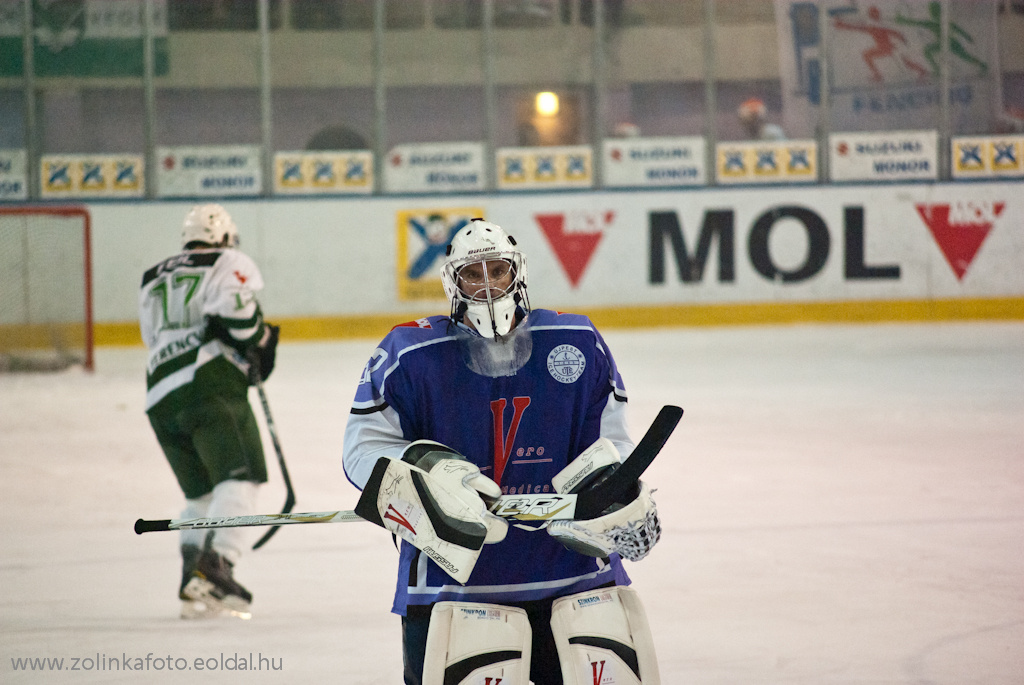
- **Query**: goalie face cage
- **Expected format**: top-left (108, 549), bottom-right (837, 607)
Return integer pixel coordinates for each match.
top-left (0, 206), bottom-right (93, 372)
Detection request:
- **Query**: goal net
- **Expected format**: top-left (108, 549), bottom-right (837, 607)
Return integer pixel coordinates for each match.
top-left (0, 207), bottom-right (93, 372)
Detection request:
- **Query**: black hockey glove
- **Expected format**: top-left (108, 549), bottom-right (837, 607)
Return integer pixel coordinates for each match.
top-left (205, 315), bottom-right (243, 352)
top-left (246, 323), bottom-right (280, 383)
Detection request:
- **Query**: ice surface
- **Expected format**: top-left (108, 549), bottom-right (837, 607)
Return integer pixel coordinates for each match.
top-left (2, 322), bottom-right (1023, 684)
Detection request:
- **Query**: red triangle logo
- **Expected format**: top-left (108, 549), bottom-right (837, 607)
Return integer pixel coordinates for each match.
top-left (915, 201), bottom-right (1003, 281)
top-left (535, 212), bottom-right (611, 287)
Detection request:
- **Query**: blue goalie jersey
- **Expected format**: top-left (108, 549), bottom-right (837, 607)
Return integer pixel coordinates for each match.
top-left (342, 309), bottom-right (636, 615)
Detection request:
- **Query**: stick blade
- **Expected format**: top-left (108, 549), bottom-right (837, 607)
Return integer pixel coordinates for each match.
top-left (613, 404), bottom-right (683, 484)
top-left (575, 404), bottom-right (683, 519)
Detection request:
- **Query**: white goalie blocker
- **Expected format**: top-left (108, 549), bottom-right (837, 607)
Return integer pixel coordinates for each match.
top-left (422, 602), bottom-right (532, 685)
top-left (354, 441), bottom-right (508, 584)
top-left (551, 586), bottom-right (660, 685)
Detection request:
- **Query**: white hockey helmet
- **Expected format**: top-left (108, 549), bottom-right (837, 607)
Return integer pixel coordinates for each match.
top-left (182, 203), bottom-right (239, 248)
top-left (441, 219), bottom-right (529, 339)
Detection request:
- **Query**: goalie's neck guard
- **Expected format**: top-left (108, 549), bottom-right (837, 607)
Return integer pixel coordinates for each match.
top-left (454, 310), bottom-right (533, 378)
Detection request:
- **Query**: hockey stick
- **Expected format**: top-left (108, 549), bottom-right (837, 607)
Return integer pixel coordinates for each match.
top-left (136, 510), bottom-right (363, 534)
top-left (250, 378), bottom-right (296, 550)
top-left (136, 405), bottom-right (682, 535)
top-left (573, 403), bottom-right (682, 519)
top-left (485, 404), bottom-right (683, 523)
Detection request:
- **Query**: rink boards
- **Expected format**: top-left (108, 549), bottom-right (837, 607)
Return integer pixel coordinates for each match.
top-left (78, 180), bottom-right (1024, 343)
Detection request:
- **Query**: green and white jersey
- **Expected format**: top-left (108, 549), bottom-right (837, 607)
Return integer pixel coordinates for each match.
top-left (139, 248), bottom-right (265, 410)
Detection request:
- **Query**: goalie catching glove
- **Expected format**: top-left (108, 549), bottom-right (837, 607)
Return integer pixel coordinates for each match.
top-left (354, 441), bottom-right (508, 584)
top-left (546, 438), bottom-right (661, 562)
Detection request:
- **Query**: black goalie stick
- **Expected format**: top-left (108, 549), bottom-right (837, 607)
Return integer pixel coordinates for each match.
top-left (250, 377), bottom-right (296, 550)
top-left (135, 405), bottom-right (682, 535)
top-left (572, 403), bottom-right (682, 519)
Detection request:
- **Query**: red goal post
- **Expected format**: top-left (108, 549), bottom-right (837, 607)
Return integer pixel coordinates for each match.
top-left (0, 206), bottom-right (94, 372)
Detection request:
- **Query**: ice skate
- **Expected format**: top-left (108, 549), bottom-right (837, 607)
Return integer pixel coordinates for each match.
top-left (181, 545), bottom-right (253, 620)
top-left (177, 544), bottom-right (225, 619)
top-left (180, 597), bottom-right (233, 619)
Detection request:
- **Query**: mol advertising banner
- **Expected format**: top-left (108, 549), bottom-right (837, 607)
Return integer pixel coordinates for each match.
top-left (829, 130), bottom-right (938, 181)
top-left (156, 146), bottom-right (262, 198)
top-left (81, 180), bottom-right (1022, 324)
top-left (381, 183), bottom-right (1021, 315)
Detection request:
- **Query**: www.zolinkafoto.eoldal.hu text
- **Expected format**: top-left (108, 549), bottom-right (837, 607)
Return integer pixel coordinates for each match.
top-left (10, 652), bottom-right (283, 672)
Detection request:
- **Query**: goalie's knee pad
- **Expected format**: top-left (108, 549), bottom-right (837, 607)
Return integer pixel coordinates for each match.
top-left (550, 586), bottom-right (660, 685)
top-left (422, 602), bottom-right (532, 685)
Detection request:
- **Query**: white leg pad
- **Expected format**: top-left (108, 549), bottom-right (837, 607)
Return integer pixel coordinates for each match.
top-left (422, 602), bottom-right (532, 685)
top-left (550, 586), bottom-right (660, 685)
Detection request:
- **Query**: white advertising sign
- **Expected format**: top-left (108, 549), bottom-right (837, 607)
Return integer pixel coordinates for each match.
top-left (496, 146), bottom-right (593, 190)
top-left (716, 140), bottom-right (817, 184)
top-left (602, 136), bottom-right (705, 187)
top-left (829, 130), bottom-right (938, 181)
top-left (274, 151), bottom-right (373, 195)
top-left (384, 142), bottom-right (485, 194)
top-left (39, 154), bottom-right (144, 198)
top-left (156, 145), bottom-right (262, 198)
top-left (951, 135), bottom-right (1024, 179)
top-left (0, 149), bottom-right (27, 200)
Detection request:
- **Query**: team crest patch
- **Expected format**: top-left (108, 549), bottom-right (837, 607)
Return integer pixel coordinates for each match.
top-left (547, 345), bottom-right (586, 383)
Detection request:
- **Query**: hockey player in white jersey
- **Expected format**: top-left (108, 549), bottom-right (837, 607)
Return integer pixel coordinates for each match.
top-left (344, 219), bottom-right (662, 684)
top-left (139, 204), bottom-right (280, 619)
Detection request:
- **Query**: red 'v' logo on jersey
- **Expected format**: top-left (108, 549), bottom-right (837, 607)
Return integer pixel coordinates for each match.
top-left (490, 397), bottom-right (531, 485)
top-left (233, 270), bottom-right (248, 284)
top-left (591, 660), bottom-right (606, 684)
top-left (535, 211), bottom-right (613, 287)
top-left (915, 201), bottom-right (1004, 281)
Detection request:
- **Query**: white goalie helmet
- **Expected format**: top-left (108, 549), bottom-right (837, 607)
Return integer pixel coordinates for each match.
top-left (182, 203), bottom-right (239, 248)
top-left (441, 219), bottom-right (529, 339)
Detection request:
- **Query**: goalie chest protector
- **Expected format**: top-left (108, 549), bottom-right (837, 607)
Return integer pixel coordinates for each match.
top-left (352, 309), bottom-right (633, 611)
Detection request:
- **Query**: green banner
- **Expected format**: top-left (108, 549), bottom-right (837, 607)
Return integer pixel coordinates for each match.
top-left (0, 0), bottom-right (168, 77)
